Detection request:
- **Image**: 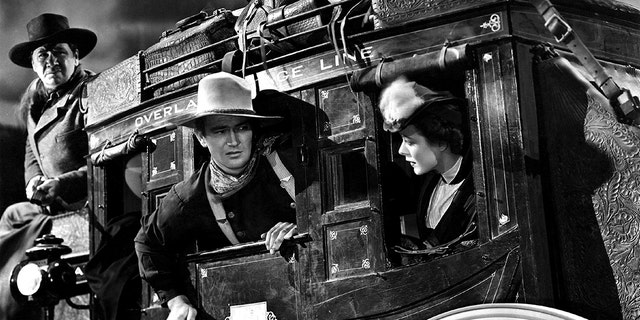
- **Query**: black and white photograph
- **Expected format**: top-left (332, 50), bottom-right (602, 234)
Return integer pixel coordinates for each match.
top-left (0, 0), bottom-right (639, 319)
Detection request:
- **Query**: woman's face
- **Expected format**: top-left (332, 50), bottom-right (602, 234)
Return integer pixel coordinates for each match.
top-left (398, 124), bottom-right (443, 175)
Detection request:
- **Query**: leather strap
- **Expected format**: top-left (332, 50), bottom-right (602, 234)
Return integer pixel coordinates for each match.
top-left (258, 21), bottom-right (271, 75)
top-left (374, 58), bottom-right (387, 88)
top-left (204, 152), bottom-right (294, 246)
top-left (328, 4), bottom-right (342, 61)
top-left (438, 41), bottom-right (450, 72)
top-left (530, 0), bottom-right (640, 125)
top-left (208, 195), bottom-right (241, 245)
top-left (339, 0), bottom-right (368, 65)
top-left (239, 1), bottom-right (263, 77)
top-left (265, 151), bottom-right (295, 200)
top-left (205, 168), bottom-right (240, 245)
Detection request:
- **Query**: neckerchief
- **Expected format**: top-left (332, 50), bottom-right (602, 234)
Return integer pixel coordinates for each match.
top-left (208, 134), bottom-right (282, 198)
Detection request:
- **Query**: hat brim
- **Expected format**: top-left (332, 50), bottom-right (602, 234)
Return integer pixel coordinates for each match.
top-left (399, 97), bottom-right (465, 131)
top-left (171, 110), bottom-right (283, 129)
top-left (9, 28), bottom-right (97, 68)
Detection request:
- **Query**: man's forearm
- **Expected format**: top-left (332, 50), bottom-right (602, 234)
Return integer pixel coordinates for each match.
top-left (55, 165), bottom-right (88, 201)
top-left (24, 143), bottom-right (43, 185)
top-left (135, 241), bottom-right (188, 306)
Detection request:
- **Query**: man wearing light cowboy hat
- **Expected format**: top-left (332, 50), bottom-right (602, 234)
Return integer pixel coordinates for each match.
top-left (0, 13), bottom-right (96, 320)
top-left (378, 76), bottom-right (476, 249)
top-left (135, 72), bottom-right (302, 320)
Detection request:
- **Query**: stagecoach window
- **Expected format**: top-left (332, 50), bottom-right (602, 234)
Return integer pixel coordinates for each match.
top-left (148, 130), bottom-right (179, 181)
top-left (323, 147), bottom-right (369, 209)
top-left (319, 84), bottom-right (367, 138)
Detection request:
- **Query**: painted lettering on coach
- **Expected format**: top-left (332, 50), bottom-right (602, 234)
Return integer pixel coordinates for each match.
top-left (266, 46), bottom-right (373, 87)
top-left (88, 93), bottom-right (198, 152)
top-left (134, 96), bottom-right (198, 128)
top-left (319, 46), bottom-right (373, 71)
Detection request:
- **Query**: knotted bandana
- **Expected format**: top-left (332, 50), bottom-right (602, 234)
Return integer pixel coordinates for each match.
top-left (208, 134), bottom-right (282, 198)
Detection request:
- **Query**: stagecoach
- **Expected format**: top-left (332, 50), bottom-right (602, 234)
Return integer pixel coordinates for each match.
top-left (11, 0), bottom-right (640, 319)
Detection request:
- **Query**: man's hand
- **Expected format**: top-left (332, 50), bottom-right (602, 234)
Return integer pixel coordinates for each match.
top-left (262, 222), bottom-right (297, 254)
top-left (167, 295), bottom-right (197, 320)
top-left (34, 177), bottom-right (61, 206)
top-left (25, 175), bottom-right (44, 200)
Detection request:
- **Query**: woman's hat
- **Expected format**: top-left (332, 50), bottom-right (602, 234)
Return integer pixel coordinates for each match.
top-left (172, 72), bottom-right (282, 128)
top-left (9, 13), bottom-right (97, 68)
top-left (378, 77), bottom-right (464, 132)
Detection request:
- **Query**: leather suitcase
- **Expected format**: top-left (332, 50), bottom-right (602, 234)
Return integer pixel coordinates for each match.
top-left (143, 9), bottom-right (237, 96)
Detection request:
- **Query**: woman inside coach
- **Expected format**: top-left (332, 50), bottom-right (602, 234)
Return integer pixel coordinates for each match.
top-left (378, 76), bottom-right (476, 249)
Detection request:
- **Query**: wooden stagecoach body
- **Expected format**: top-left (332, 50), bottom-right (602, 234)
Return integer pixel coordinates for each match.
top-left (76, 0), bottom-right (640, 319)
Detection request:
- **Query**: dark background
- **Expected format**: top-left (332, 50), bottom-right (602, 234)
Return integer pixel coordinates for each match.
top-left (0, 0), bottom-right (247, 212)
top-left (0, 0), bottom-right (247, 123)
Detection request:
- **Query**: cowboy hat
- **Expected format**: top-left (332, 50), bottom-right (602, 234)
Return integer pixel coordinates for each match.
top-left (9, 13), bottom-right (97, 68)
top-left (172, 72), bottom-right (282, 128)
top-left (378, 77), bottom-right (465, 132)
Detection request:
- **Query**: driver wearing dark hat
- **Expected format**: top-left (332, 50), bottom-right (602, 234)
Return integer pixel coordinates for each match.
top-left (0, 13), bottom-right (96, 319)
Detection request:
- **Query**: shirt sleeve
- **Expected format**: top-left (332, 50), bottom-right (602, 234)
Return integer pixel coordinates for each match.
top-left (24, 138), bottom-right (43, 185)
top-left (56, 165), bottom-right (88, 202)
top-left (134, 186), bottom-right (194, 305)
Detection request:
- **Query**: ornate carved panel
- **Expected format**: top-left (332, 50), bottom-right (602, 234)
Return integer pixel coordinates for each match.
top-left (585, 89), bottom-right (640, 320)
top-left (85, 54), bottom-right (142, 127)
top-left (371, 0), bottom-right (493, 29)
top-left (325, 219), bottom-right (374, 280)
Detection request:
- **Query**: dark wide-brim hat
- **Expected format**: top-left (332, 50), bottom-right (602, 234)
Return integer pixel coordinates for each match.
top-left (9, 13), bottom-right (97, 68)
top-left (171, 72), bottom-right (282, 129)
top-left (378, 77), bottom-right (465, 132)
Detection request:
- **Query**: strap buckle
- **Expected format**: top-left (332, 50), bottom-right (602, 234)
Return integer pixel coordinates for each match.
top-left (544, 13), bottom-right (572, 43)
top-left (616, 88), bottom-right (640, 126)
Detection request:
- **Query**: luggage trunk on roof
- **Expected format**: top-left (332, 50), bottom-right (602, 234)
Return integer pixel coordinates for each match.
top-left (143, 9), bottom-right (237, 97)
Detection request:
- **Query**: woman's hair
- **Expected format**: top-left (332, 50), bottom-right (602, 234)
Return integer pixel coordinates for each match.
top-left (408, 102), bottom-right (467, 155)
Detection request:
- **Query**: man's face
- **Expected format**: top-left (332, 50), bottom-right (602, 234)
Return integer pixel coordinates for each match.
top-left (196, 115), bottom-right (254, 176)
top-left (398, 124), bottom-right (444, 175)
top-left (31, 43), bottom-right (78, 91)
